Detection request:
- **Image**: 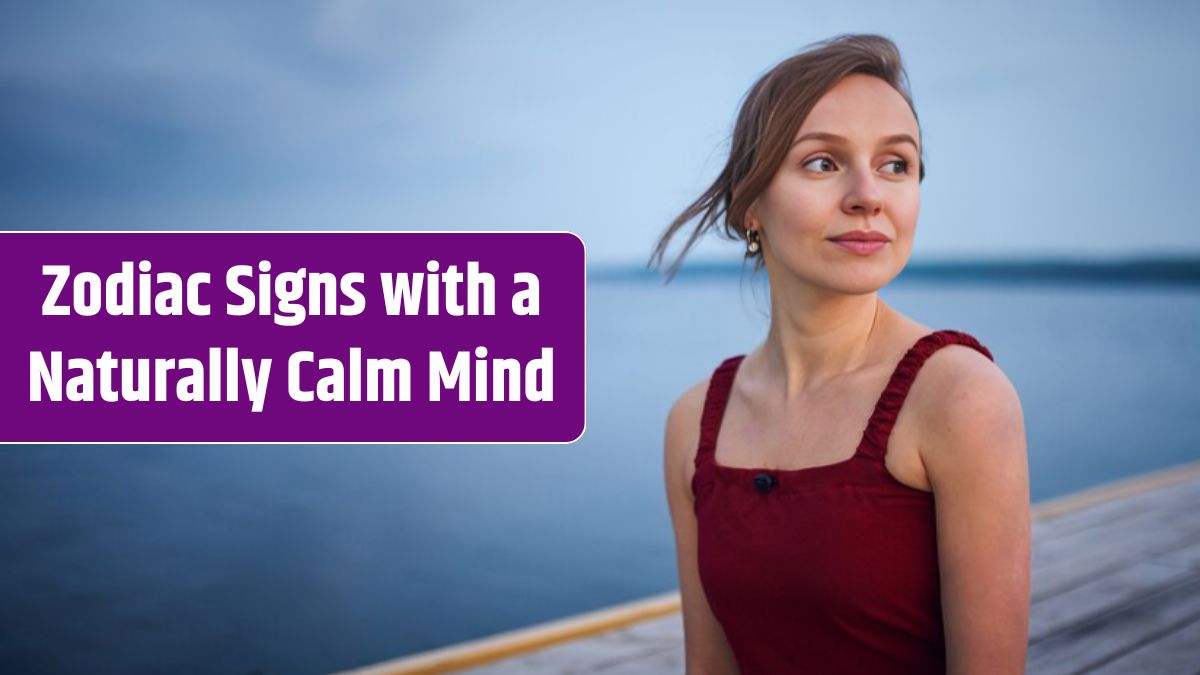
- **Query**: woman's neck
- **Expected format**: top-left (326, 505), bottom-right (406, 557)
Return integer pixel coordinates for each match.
top-left (757, 289), bottom-right (885, 401)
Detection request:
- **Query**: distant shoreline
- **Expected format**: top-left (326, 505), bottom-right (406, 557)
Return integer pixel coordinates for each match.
top-left (591, 257), bottom-right (1200, 284)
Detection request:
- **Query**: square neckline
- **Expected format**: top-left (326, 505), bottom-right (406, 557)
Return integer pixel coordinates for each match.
top-left (706, 353), bottom-right (877, 478)
top-left (693, 329), bottom-right (994, 496)
top-left (703, 329), bottom-right (986, 479)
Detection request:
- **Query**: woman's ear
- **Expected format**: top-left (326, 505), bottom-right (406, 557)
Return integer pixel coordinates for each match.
top-left (745, 201), bottom-right (761, 232)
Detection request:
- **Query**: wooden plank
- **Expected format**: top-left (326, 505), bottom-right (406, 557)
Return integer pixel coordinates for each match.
top-left (1030, 562), bottom-right (1195, 643)
top-left (1159, 539), bottom-right (1200, 571)
top-left (334, 592), bottom-right (681, 675)
top-left (1026, 574), bottom-right (1200, 675)
top-left (467, 632), bottom-right (680, 674)
top-left (1034, 524), bottom-right (1200, 602)
top-left (588, 646), bottom-right (684, 674)
top-left (609, 614), bottom-right (683, 647)
top-left (1087, 615), bottom-right (1200, 675)
top-left (1035, 479), bottom-right (1194, 537)
top-left (1033, 492), bottom-right (1200, 576)
top-left (464, 638), bottom-right (677, 675)
top-left (1035, 480), bottom-right (1200, 558)
top-left (466, 615), bottom-right (684, 674)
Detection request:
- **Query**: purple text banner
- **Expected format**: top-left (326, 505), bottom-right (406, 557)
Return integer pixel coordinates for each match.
top-left (0, 232), bottom-right (585, 443)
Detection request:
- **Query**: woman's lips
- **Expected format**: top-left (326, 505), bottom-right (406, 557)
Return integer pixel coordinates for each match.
top-left (829, 239), bottom-right (888, 255)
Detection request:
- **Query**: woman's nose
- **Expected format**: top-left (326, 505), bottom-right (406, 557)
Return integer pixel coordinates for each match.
top-left (841, 167), bottom-right (883, 215)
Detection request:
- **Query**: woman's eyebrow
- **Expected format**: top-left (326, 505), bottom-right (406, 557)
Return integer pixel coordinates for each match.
top-left (790, 131), bottom-right (919, 151)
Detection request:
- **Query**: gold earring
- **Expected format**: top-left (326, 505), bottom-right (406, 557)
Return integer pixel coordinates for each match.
top-left (746, 229), bottom-right (761, 254)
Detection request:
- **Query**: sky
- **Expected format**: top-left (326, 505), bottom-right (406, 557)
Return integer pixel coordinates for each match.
top-left (1, 0), bottom-right (1198, 265)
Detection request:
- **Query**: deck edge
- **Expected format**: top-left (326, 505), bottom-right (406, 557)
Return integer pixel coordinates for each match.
top-left (332, 591), bottom-right (682, 675)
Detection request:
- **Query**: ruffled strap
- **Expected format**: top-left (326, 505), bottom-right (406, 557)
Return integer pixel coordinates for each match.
top-left (858, 330), bottom-right (994, 461)
top-left (695, 355), bottom-right (746, 468)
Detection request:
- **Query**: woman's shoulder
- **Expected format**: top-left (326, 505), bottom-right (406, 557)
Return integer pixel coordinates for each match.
top-left (906, 330), bottom-right (1025, 482)
top-left (908, 329), bottom-right (1010, 405)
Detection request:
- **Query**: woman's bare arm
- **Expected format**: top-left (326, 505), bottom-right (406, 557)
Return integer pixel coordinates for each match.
top-left (919, 347), bottom-right (1032, 674)
top-left (664, 380), bottom-right (741, 675)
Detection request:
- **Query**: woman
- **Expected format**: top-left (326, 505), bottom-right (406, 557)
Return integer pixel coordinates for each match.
top-left (652, 35), bottom-right (1031, 674)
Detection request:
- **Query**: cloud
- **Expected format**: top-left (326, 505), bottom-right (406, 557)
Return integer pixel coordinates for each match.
top-left (1, 1), bottom-right (1198, 260)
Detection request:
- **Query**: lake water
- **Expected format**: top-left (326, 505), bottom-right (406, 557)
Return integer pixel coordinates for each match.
top-left (2, 277), bottom-right (1198, 674)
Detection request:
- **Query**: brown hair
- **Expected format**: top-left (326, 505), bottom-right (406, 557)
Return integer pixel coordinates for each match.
top-left (648, 34), bottom-right (925, 280)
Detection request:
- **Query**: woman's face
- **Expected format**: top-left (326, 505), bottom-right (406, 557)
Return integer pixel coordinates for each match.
top-left (748, 73), bottom-right (922, 296)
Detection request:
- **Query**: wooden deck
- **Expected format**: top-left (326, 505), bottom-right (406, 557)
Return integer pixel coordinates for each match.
top-left (343, 462), bottom-right (1200, 675)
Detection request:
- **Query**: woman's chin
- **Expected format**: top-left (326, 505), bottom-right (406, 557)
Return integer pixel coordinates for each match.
top-left (825, 265), bottom-right (903, 295)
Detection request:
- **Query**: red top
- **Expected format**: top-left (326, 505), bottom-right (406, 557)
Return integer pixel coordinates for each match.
top-left (693, 329), bottom-right (994, 674)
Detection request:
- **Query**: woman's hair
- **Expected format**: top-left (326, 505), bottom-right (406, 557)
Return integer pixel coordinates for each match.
top-left (649, 34), bottom-right (924, 280)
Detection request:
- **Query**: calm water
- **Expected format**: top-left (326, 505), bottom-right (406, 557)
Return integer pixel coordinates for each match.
top-left (2, 278), bottom-right (1198, 674)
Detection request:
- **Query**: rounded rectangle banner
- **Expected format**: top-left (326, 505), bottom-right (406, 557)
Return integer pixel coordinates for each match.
top-left (0, 231), bottom-right (586, 443)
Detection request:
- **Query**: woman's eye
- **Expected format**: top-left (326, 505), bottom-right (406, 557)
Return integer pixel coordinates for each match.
top-left (802, 157), bottom-right (835, 173)
top-left (802, 157), bottom-right (912, 175)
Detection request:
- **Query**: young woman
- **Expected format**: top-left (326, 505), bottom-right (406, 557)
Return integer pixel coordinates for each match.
top-left (652, 35), bottom-right (1031, 674)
